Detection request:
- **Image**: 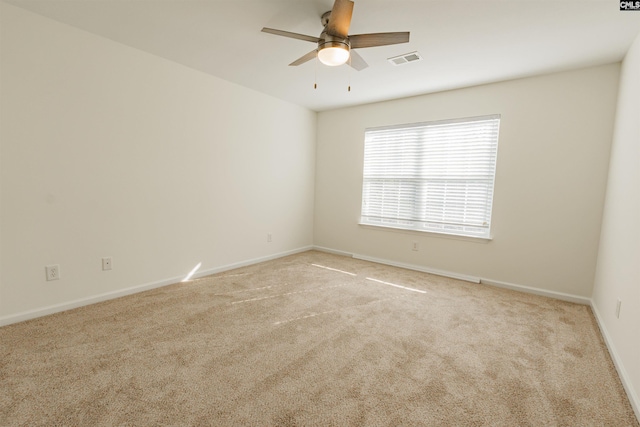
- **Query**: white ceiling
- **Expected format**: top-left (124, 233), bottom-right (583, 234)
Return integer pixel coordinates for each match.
top-left (5, 0), bottom-right (640, 112)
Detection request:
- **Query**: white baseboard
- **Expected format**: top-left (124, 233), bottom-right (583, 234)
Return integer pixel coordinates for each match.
top-left (317, 246), bottom-right (591, 305)
top-left (350, 252), bottom-right (482, 283)
top-left (312, 245), bottom-right (354, 257)
top-left (0, 246), bottom-right (313, 327)
top-left (590, 301), bottom-right (640, 422)
top-left (190, 246), bottom-right (313, 280)
top-left (480, 278), bottom-right (591, 305)
top-left (0, 276), bottom-right (181, 327)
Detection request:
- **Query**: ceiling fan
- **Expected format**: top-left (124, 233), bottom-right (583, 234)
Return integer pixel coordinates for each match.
top-left (261, 0), bottom-right (410, 71)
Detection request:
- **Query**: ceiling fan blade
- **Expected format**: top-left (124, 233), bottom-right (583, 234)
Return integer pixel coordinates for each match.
top-left (348, 50), bottom-right (368, 71)
top-left (349, 32), bottom-right (410, 49)
top-left (261, 27), bottom-right (321, 44)
top-left (326, 0), bottom-right (354, 38)
top-left (289, 49), bottom-right (318, 66)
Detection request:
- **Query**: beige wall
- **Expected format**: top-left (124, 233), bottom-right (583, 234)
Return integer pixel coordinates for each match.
top-left (592, 31), bottom-right (640, 418)
top-left (315, 64), bottom-right (620, 298)
top-left (0, 4), bottom-right (316, 321)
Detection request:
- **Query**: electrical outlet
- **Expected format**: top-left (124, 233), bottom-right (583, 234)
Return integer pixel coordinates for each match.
top-left (412, 242), bottom-right (419, 251)
top-left (102, 257), bottom-right (112, 271)
top-left (616, 299), bottom-right (621, 319)
top-left (45, 265), bottom-right (60, 281)
top-left (267, 233), bottom-right (272, 243)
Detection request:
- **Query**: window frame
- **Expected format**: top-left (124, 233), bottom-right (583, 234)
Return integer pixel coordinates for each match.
top-left (359, 114), bottom-right (501, 240)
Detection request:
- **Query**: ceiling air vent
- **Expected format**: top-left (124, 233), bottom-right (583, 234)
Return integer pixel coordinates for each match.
top-left (387, 51), bottom-right (423, 66)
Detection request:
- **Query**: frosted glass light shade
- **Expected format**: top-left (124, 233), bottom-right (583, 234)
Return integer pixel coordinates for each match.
top-left (318, 46), bottom-right (350, 66)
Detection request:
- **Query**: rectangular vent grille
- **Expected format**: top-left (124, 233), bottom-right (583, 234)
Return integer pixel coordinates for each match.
top-left (387, 51), bottom-right (423, 66)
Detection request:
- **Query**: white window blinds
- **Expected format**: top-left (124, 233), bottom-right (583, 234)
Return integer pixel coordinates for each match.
top-left (361, 115), bottom-right (500, 239)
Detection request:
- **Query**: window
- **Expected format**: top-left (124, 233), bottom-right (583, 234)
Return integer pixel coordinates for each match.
top-left (360, 115), bottom-right (500, 239)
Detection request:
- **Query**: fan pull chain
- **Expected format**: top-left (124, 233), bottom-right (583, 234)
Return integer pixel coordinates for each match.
top-left (314, 54), bottom-right (318, 89)
top-left (347, 54), bottom-right (352, 92)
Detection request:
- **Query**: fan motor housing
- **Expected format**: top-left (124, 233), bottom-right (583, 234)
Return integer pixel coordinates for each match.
top-left (318, 31), bottom-right (350, 51)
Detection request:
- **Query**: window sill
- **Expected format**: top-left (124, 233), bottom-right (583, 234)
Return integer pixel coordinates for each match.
top-left (358, 223), bottom-right (493, 243)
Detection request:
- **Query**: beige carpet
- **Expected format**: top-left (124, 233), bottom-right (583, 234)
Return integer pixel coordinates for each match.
top-left (1, 250), bottom-right (637, 426)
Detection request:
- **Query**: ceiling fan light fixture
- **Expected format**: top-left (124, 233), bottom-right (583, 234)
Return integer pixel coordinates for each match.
top-left (318, 42), bottom-right (350, 66)
top-left (262, 0), bottom-right (410, 71)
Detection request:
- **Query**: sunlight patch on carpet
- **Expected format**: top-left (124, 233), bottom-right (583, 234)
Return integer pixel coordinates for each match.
top-left (206, 273), bottom-right (247, 281)
top-left (311, 264), bottom-right (357, 276)
top-left (230, 284), bottom-right (348, 305)
top-left (273, 310), bottom-right (338, 325)
top-left (366, 277), bottom-right (427, 294)
top-left (216, 283), bottom-right (289, 295)
top-left (273, 296), bottom-right (408, 326)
